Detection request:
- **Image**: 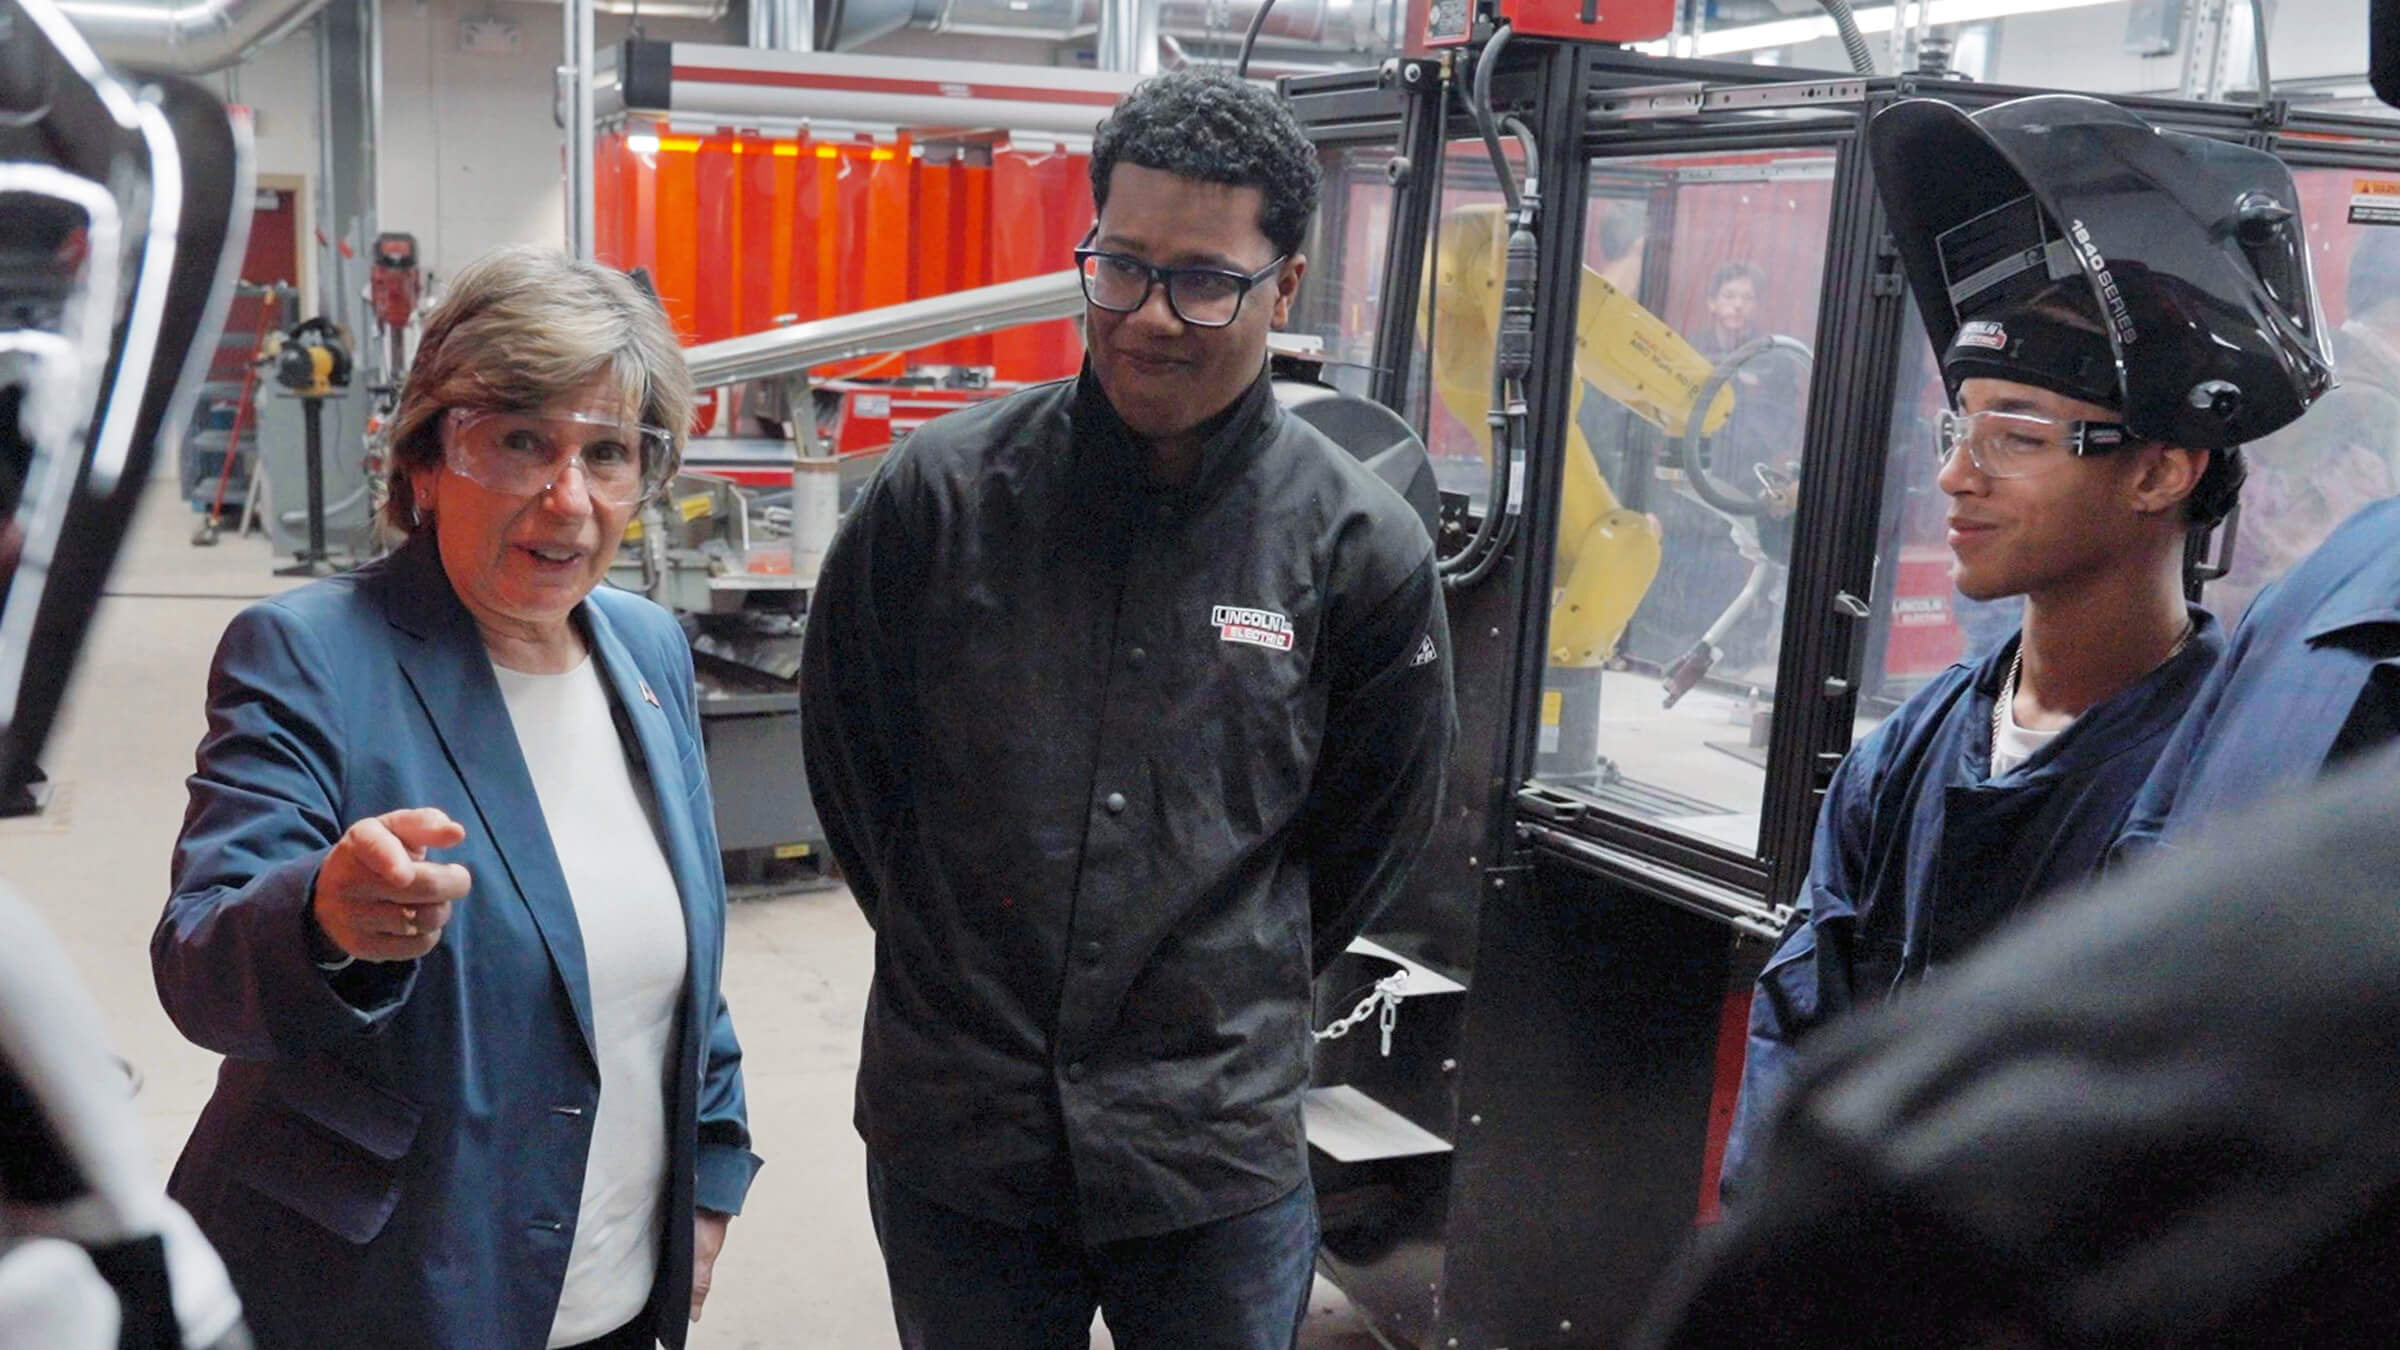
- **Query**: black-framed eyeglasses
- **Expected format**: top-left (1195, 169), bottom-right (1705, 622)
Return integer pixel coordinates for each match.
top-left (1073, 233), bottom-right (1288, 329)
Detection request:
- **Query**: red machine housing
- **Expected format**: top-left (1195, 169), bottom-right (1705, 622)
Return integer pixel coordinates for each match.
top-left (1413, 0), bottom-right (1676, 49)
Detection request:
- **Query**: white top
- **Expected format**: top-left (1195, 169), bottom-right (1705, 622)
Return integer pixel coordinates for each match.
top-left (492, 656), bottom-right (691, 1349)
top-left (1989, 692), bottom-right (2067, 778)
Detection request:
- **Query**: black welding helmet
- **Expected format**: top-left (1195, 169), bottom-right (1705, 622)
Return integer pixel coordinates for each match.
top-left (0, 0), bottom-right (252, 797)
top-left (1870, 94), bottom-right (2332, 450)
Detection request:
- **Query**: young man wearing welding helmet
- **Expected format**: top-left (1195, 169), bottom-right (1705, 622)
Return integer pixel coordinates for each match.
top-left (1722, 93), bottom-right (2333, 1196)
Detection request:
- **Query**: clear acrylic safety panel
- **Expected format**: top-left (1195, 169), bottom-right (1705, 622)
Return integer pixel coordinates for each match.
top-left (1291, 144), bottom-right (1403, 400)
top-left (1529, 146), bottom-right (1838, 857)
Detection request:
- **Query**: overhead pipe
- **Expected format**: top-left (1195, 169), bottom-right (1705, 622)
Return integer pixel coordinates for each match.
top-left (566, 0), bottom-right (596, 258)
top-left (684, 269), bottom-right (1083, 388)
top-left (1095, 0), bottom-right (1158, 73)
top-left (527, 0), bottom-right (732, 19)
top-left (56, 0), bottom-right (330, 73)
top-left (1158, 30), bottom-right (1348, 76)
top-left (56, 0), bottom-right (722, 76)
top-left (816, 0), bottom-right (1398, 56)
top-left (602, 42), bottom-right (1140, 136)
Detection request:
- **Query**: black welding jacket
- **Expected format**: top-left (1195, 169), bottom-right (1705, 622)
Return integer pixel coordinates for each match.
top-left (799, 365), bottom-right (1454, 1242)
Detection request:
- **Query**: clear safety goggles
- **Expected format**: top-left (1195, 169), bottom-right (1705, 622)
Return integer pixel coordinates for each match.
top-left (443, 408), bottom-right (670, 507)
top-left (1934, 407), bottom-right (2131, 480)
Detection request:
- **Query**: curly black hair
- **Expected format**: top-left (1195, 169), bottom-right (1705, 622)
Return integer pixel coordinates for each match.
top-left (1090, 71), bottom-right (1321, 257)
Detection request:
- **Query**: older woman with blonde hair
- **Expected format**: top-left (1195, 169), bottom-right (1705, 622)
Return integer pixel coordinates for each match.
top-left (154, 244), bottom-right (761, 1350)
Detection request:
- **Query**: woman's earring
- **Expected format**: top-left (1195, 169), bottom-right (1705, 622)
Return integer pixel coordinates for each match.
top-left (411, 496), bottom-right (427, 528)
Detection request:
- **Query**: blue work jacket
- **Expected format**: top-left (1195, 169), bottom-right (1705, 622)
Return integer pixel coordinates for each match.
top-left (1724, 610), bottom-right (2224, 1194)
top-left (153, 539), bottom-right (762, 1350)
top-left (2118, 498), bottom-right (2400, 860)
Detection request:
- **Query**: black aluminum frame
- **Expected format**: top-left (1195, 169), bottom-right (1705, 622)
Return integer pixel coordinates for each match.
top-left (1283, 44), bottom-right (2400, 1350)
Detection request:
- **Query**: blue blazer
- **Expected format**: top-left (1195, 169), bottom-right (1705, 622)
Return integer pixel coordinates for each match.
top-left (154, 538), bottom-right (762, 1350)
top-left (2118, 496), bottom-right (2400, 861)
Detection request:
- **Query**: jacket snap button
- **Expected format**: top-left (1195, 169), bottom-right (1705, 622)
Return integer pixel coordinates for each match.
top-left (1128, 647), bottom-right (1147, 669)
top-left (1065, 1061), bottom-right (1088, 1082)
top-left (1104, 792), bottom-right (1127, 814)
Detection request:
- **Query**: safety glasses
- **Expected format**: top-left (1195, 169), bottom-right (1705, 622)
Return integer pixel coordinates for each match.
top-left (443, 408), bottom-right (671, 507)
top-left (1935, 407), bottom-right (2131, 479)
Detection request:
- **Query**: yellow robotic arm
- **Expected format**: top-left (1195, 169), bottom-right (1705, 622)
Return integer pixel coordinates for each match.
top-left (1427, 205), bottom-right (1733, 667)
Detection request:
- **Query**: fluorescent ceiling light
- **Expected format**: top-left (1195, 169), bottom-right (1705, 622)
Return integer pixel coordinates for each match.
top-left (1633, 0), bottom-right (2118, 58)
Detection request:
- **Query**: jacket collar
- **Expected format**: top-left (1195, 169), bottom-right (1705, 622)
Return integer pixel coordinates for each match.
top-left (1964, 605), bottom-right (2224, 781)
top-left (2297, 504), bottom-right (2400, 643)
top-left (1068, 359), bottom-right (1278, 513)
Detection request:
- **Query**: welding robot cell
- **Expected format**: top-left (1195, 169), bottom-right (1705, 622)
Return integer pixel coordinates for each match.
top-left (799, 69), bottom-right (1456, 1350)
top-left (1720, 92), bottom-right (2332, 1196)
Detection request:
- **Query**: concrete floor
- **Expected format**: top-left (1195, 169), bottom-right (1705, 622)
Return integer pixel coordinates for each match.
top-left (2, 480), bottom-right (1387, 1350)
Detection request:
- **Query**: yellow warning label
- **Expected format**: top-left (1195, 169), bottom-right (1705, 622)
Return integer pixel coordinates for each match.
top-left (1541, 689), bottom-right (1564, 726)
top-left (773, 842), bottom-right (813, 860)
top-left (2351, 179), bottom-right (2400, 227)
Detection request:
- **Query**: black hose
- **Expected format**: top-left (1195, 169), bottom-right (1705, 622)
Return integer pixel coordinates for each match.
top-left (1447, 215), bottom-right (1534, 591)
top-left (1815, 0), bottom-right (1876, 75)
top-left (1442, 409), bottom-right (1523, 591)
top-left (1439, 27), bottom-right (1522, 583)
top-left (1470, 25), bottom-right (1522, 217)
top-left (1499, 114), bottom-right (1539, 194)
top-left (1437, 26), bottom-right (1546, 592)
top-left (1675, 335), bottom-right (1814, 519)
top-left (1236, 0), bottom-right (1283, 78)
top-left (1440, 357), bottom-right (1517, 582)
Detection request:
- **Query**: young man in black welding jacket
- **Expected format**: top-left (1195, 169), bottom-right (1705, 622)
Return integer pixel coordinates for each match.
top-left (800, 70), bottom-right (1454, 1350)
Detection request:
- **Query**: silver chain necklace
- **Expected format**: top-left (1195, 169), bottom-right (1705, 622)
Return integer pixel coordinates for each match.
top-left (1993, 618), bottom-right (2196, 748)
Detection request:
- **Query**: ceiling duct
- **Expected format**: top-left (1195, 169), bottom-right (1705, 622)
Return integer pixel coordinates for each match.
top-left (54, 0), bottom-right (331, 74)
top-left (815, 0), bottom-right (1399, 56)
top-left (527, 0), bottom-right (734, 21)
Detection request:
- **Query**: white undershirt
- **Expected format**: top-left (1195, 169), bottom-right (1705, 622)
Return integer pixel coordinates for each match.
top-left (1989, 693), bottom-right (2068, 778)
top-left (492, 656), bottom-right (690, 1348)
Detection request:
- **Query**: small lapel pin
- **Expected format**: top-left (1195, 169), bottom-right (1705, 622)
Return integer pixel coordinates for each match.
top-left (639, 679), bottom-right (660, 709)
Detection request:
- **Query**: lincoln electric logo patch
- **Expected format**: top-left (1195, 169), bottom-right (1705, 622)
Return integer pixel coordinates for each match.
top-left (1956, 320), bottom-right (2009, 351)
top-left (1213, 605), bottom-right (1294, 652)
